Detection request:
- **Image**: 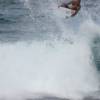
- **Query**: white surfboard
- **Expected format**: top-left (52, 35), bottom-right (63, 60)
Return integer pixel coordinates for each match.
top-left (56, 7), bottom-right (72, 19)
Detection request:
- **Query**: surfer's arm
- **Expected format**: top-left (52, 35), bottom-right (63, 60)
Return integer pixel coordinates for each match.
top-left (71, 10), bottom-right (78, 17)
top-left (71, 6), bottom-right (81, 17)
top-left (58, 1), bottom-right (72, 8)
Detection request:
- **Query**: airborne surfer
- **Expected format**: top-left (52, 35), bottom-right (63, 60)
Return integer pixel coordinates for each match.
top-left (58, 0), bottom-right (81, 17)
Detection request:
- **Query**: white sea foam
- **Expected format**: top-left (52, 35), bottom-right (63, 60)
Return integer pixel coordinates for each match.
top-left (0, 39), bottom-right (99, 99)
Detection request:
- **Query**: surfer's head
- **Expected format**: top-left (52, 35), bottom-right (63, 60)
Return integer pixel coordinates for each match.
top-left (72, 0), bottom-right (80, 3)
top-left (72, 0), bottom-right (80, 6)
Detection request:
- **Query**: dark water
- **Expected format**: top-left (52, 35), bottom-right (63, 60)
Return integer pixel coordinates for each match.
top-left (0, 0), bottom-right (34, 42)
top-left (0, 0), bottom-right (61, 42)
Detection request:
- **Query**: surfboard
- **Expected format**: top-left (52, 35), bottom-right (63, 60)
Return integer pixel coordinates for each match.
top-left (57, 7), bottom-right (72, 18)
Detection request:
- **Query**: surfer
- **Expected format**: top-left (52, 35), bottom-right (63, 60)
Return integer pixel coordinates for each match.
top-left (58, 0), bottom-right (81, 17)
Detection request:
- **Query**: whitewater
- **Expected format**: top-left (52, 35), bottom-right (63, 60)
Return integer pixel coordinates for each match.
top-left (0, 0), bottom-right (100, 100)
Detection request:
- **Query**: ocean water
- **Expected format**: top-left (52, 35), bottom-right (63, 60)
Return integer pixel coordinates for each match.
top-left (0, 0), bottom-right (100, 100)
